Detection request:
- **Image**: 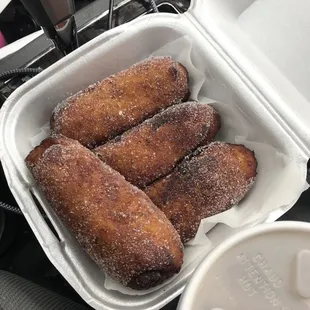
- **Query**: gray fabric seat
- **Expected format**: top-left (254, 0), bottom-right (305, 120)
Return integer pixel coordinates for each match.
top-left (0, 270), bottom-right (89, 310)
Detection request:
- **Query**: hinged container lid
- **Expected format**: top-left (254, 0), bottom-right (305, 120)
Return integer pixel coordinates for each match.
top-left (188, 0), bottom-right (310, 157)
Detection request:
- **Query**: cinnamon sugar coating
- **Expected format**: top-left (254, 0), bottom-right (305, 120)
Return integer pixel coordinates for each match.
top-left (50, 56), bottom-right (189, 148)
top-left (145, 142), bottom-right (257, 243)
top-left (25, 135), bottom-right (183, 289)
top-left (94, 102), bottom-right (220, 187)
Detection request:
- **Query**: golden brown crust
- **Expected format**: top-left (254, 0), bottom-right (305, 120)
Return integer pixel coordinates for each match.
top-left (50, 56), bottom-right (189, 148)
top-left (145, 142), bottom-right (257, 244)
top-left (94, 102), bottom-right (220, 187)
top-left (25, 135), bottom-right (183, 289)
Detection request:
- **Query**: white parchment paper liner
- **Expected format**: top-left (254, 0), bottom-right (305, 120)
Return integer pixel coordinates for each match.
top-left (30, 35), bottom-right (308, 295)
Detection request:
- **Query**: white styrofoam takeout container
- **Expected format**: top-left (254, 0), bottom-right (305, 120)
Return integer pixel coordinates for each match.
top-left (178, 221), bottom-right (310, 310)
top-left (1, 0), bottom-right (310, 309)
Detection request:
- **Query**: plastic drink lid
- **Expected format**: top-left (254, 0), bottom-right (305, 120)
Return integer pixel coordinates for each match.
top-left (178, 222), bottom-right (310, 310)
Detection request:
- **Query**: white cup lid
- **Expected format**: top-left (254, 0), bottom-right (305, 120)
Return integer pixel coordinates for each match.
top-left (178, 222), bottom-right (310, 310)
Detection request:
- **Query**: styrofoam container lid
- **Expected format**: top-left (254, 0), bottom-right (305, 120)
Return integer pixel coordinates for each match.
top-left (178, 221), bottom-right (310, 310)
top-left (189, 0), bottom-right (310, 157)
